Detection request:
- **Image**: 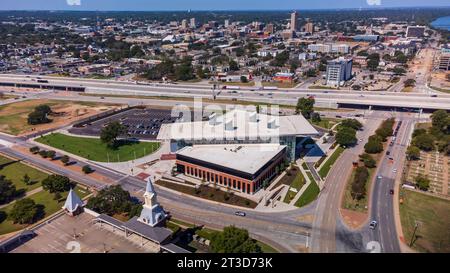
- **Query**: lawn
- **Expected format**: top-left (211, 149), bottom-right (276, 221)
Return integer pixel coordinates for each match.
top-left (0, 155), bottom-right (48, 192)
top-left (399, 189), bottom-right (450, 253)
top-left (283, 169), bottom-right (306, 204)
top-left (318, 146), bottom-right (345, 179)
top-left (36, 133), bottom-right (160, 162)
top-left (155, 180), bottom-right (257, 208)
top-left (294, 181), bottom-right (320, 207)
top-left (0, 186), bottom-right (90, 235)
top-left (262, 81), bottom-right (298, 88)
top-left (311, 117), bottom-right (339, 130)
top-left (0, 99), bottom-right (118, 135)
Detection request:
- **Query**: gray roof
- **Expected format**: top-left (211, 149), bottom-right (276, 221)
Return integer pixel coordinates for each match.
top-left (123, 217), bottom-right (172, 244)
top-left (96, 214), bottom-right (125, 230)
top-left (62, 188), bottom-right (84, 213)
top-left (161, 243), bottom-right (191, 253)
top-left (146, 177), bottom-right (155, 194)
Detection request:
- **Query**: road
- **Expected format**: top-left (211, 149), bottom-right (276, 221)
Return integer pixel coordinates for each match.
top-left (310, 111), bottom-right (382, 253)
top-left (1, 74), bottom-right (450, 110)
top-left (365, 113), bottom-right (414, 253)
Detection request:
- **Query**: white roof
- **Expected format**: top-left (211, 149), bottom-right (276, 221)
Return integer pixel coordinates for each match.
top-left (176, 144), bottom-right (286, 175)
top-left (157, 109), bottom-right (318, 141)
top-left (62, 188), bottom-right (84, 213)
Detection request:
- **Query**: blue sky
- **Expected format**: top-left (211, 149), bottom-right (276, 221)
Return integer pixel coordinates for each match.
top-left (0, 0), bottom-right (449, 11)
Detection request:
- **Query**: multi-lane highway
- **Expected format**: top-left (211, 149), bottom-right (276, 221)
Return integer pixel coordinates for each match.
top-left (1, 74), bottom-right (450, 110)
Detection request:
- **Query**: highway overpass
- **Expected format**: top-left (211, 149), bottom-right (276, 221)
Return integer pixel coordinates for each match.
top-left (1, 74), bottom-right (449, 111)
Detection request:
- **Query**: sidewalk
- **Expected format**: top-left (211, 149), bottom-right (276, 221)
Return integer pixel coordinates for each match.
top-left (0, 186), bottom-right (43, 209)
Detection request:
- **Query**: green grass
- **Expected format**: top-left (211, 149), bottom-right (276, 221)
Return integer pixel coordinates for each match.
top-left (36, 133), bottom-right (160, 162)
top-left (0, 186), bottom-right (90, 235)
top-left (294, 181), bottom-right (320, 207)
top-left (0, 155), bottom-right (48, 192)
top-left (311, 118), bottom-right (339, 130)
top-left (318, 146), bottom-right (345, 179)
top-left (342, 167), bottom-right (375, 213)
top-left (257, 241), bottom-right (279, 253)
top-left (283, 170), bottom-right (306, 203)
top-left (399, 189), bottom-right (450, 253)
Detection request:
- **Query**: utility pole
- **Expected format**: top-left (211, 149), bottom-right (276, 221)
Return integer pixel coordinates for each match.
top-left (409, 222), bottom-right (419, 247)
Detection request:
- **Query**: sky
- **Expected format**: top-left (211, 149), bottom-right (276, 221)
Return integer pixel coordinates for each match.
top-left (0, 0), bottom-right (449, 11)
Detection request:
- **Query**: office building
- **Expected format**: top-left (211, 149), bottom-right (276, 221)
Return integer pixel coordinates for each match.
top-left (190, 18), bottom-right (196, 28)
top-left (290, 11), bottom-right (298, 32)
top-left (176, 144), bottom-right (287, 194)
top-left (326, 57), bottom-right (353, 87)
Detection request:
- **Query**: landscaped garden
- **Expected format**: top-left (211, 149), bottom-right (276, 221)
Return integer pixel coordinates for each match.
top-left (155, 180), bottom-right (257, 208)
top-left (36, 133), bottom-right (160, 162)
top-left (318, 146), bottom-right (345, 179)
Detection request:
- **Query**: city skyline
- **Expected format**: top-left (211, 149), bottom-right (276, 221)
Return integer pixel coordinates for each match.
top-left (0, 0), bottom-right (450, 11)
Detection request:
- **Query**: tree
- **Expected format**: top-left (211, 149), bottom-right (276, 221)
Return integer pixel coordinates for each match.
top-left (229, 60), bottom-right (239, 71)
top-left (352, 84), bottom-right (361, 90)
top-left (311, 112), bottom-right (321, 123)
top-left (29, 146), bottom-right (40, 154)
top-left (8, 198), bottom-right (42, 224)
top-left (431, 110), bottom-right (449, 135)
top-left (406, 146), bottom-right (421, 160)
top-left (42, 175), bottom-right (71, 193)
top-left (296, 97), bottom-right (315, 119)
top-left (28, 104), bottom-right (52, 125)
top-left (210, 226), bottom-right (261, 253)
top-left (240, 76), bottom-right (248, 83)
top-left (47, 150), bottom-right (56, 160)
top-left (404, 78), bottom-right (416, 88)
top-left (364, 137), bottom-right (383, 154)
top-left (341, 119), bottom-right (363, 131)
top-left (367, 58), bottom-right (379, 71)
top-left (175, 59), bottom-right (195, 81)
top-left (100, 121), bottom-right (126, 148)
top-left (86, 185), bottom-right (136, 217)
top-left (60, 155), bottom-right (70, 166)
top-left (0, 175), bottom-right (18, 205)
top-left (415, 175), bottom-right (430, 191)
top-left (82, 165), bottom-right (93, 174)
top-left (359, 153), bottom-right (376, 168)
top-left (412, 133), bottom-right (435, 151)
top-left (22, 174), bottom-right (32, 186)
top-left (306, 68), bottom-right (317, 77)
top-left (335, 127), bottom-right (357, 147)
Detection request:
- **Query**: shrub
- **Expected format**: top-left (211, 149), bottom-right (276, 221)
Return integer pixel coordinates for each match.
top-left (82, 165), bottom-right (93, 174)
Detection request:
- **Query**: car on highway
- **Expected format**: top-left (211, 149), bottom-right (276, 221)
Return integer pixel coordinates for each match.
top-left (377, 175), bottom-right (383, 180)
top-left (393, 168), bottom-right (397, 173)
top-left (235, 211), bottom-right (246, 217)
top-left (369, 220), bottom-right (378, 230)
top-left (386, 151), bottom-right (391, 156)
top-left (430, 94), bottom-right (438, 97)
top-left (389, 189), bottom-right (394, 195)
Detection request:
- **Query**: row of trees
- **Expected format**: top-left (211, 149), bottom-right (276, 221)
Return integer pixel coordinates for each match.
top-left (350, 166), bottom-right (370, 201)
top-left (30, 146), bottom-right (94, 174)
top-left (2, 174), bottom-right (75, 225)
top-left (364, 118), bottom-right (395, 154)
top-left (210, 226), bottom-right (261, 253)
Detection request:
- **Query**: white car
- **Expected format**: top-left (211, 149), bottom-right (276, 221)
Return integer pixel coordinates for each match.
top-left (369, 220), bottom-right (378, 230)
top-left (393, 168), bottom-right (398, 173)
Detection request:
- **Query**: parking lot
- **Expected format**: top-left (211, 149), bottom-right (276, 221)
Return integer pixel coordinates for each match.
top-left (69, 108), bottom-right (182, 140)
top-left (12, 213), bottom-right (151, 253)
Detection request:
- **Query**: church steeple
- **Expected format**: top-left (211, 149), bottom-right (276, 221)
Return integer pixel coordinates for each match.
top-left (138, 177), bottom-right (167, 227)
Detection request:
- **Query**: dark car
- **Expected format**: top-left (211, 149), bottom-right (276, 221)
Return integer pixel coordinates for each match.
top-left (389, 189), bottom-right (394, 195)
top-left (386, 151), bottom-right (390, 156)
top-left (235, 211), bottom-right (246, 217)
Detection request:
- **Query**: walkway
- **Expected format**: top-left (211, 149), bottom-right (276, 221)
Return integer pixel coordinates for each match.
top-left (0, 186), bottom-right (43, 209)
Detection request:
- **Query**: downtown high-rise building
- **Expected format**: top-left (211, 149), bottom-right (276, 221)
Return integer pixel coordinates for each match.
top-left (181, 19), bottom-right (188, 29)
top-left (224, 19), bottom-right (230, 28)
top-left (190, 18), bottom-right (196, 28)
top-left (290, 11), bottom-right (298, 32)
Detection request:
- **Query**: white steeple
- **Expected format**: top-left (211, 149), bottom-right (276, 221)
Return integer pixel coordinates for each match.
top-left (138, 177), bottom-right (167, 227)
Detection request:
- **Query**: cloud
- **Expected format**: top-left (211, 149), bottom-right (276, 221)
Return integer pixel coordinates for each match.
top-left (67, 0), bottom-right (81, 6)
